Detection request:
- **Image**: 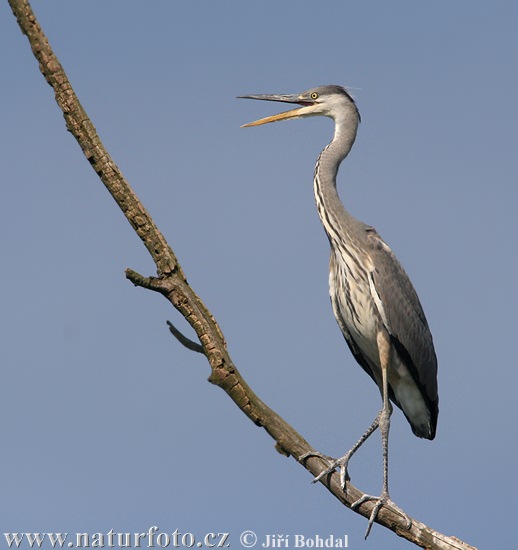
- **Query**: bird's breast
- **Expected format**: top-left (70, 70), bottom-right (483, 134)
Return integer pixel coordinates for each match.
top-left (329, 249), bottom-right (381, 367)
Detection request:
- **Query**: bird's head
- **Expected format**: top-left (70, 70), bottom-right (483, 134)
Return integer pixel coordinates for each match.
top-left (239, 85), bottom-right (360, 127)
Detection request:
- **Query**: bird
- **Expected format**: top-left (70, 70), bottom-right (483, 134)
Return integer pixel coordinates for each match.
top-left (240, 85), bottom-right (438, 538)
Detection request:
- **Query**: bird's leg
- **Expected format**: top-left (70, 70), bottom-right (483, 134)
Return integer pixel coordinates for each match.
top-left (350, 331), bottom-right (412, 539)
top-left (299, 416), bottom-right (380, 490)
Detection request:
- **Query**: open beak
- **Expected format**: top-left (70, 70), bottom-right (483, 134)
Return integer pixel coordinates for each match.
top-left (239, 93), bottom-right (317, 127)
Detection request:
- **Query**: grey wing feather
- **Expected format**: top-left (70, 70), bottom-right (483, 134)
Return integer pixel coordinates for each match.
top-left (366, 228), bottom-right (439, 431)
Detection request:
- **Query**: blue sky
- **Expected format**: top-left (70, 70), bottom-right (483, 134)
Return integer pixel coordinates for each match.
top-left (1, 2), bottom-right (516, 549)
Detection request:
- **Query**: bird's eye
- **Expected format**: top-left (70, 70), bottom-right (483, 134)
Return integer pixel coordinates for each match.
top-left (310, 92), bottom-right (319, 99)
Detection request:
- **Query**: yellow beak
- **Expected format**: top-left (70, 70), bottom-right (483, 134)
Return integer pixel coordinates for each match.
top-left (239, 93), bottom-right (318, 128)
top-left (241, 106), bottom-right (310, 128)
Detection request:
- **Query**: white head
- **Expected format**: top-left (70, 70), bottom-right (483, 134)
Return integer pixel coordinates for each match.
top-left (240, 85), bottom-right (360, 128)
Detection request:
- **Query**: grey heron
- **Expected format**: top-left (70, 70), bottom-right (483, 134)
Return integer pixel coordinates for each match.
top-left (240, 85), bottom-right (438, 537)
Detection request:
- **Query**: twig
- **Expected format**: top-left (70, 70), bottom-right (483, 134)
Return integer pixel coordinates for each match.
top-left (166, 321), bottom-right (204, 354)
top-left (7, 2), bottom-right (477, 548)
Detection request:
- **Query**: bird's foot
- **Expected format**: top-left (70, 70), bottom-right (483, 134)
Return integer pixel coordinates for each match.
top-left (351, 491), bottom-right (412, 539)
top-left (299, 451), bottom-right (352, 491)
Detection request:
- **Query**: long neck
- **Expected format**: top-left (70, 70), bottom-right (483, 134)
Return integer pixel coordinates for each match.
top-left (313, 114), bottom-right (359, 243)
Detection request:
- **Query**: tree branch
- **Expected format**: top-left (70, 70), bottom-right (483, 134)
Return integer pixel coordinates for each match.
top-left (8, 1), bottom-right (476, 548)
top-left (165, 321), bottom-right (204, 354)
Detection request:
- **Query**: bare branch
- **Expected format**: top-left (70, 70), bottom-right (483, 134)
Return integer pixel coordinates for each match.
top-left (7, 1), bottom-right (477, 548)
top-left (166, 321), bottom-right (204, 354)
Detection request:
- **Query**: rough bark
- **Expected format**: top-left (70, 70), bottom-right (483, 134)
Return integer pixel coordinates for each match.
top-left (7, 1), bottom-right (477, 548)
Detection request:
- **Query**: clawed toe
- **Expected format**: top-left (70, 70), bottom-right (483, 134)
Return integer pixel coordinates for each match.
top-left (299, 451), bottom-right (351, 490)
top-left (351, 493), bottom-right (411, 539)
top-left (298, 451), bottom-right (335, 464)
